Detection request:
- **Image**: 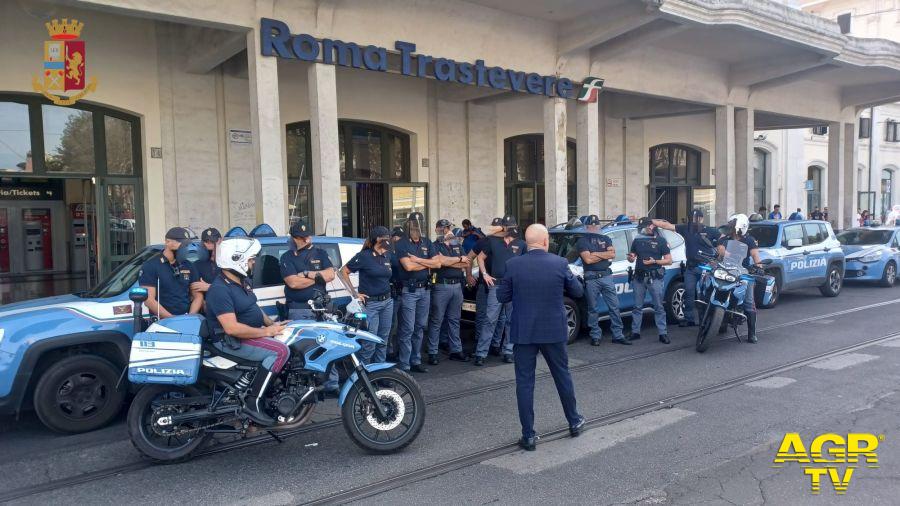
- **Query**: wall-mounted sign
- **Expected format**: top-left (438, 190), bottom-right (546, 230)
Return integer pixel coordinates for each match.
top-left (150, 147), bottom-right (162, 159)
top-left (0, 182), bottom-right (61, 200)
top-left (606, 177), bottom-right (622, 188)
top-left (31, 18), bottom-right (98, 106)
top-left (229, 129), bottom-right (252, 144)
top-left (260, 18), bottom-right (603, 102)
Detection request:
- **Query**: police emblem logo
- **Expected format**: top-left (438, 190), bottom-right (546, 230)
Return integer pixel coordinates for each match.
top-left (32, 19), bottom-right (98, 106)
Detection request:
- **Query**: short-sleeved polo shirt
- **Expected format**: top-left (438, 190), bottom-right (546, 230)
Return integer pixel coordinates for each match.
top-left (394, 236), bottom-right (435, 282)
top-left (279, 245), bottom-right (334, 304)
top-left (480, 236), bottom-right (525, 279)
top-left (433, 240), bottom-right (465, 281)
top-left (195, 257), bottom-right (219, 284)
top-left (205, 273), bottom-right (264, 336)
top-left (138, 253), bottom-right (199, 315)
top-left (630, 234), bottom-right (670, 274)
top-left (576, 233), bottom-right (614, 272)
top-left (345, 248), bottom-right (393, 296)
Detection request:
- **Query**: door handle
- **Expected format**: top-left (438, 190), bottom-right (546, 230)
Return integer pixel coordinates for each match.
top-left (802, 251), bottom-right (810, 255)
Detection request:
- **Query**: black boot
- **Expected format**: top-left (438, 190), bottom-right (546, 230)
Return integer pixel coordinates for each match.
top-left (746, 312), bottom-right (758, 344)
top-left (243, 367), bottom-right (275, 426)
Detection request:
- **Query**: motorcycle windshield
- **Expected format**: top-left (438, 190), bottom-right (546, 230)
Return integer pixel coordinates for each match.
top-left (722, 240), bottom-right (748, 273)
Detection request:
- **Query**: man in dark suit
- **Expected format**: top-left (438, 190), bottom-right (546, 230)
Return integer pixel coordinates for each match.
top-left (497, 224), bottom-right (585, 451)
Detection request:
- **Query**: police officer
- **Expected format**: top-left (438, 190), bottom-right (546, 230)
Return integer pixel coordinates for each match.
top-left (386, 226), bottom-right (405, 360)
top-left (627, 218), bottom-right (672, 344)
top-left (426, 219), bottom-right (471, 365)
top-left (653, 209), bottom-right (718, 327)
top-left (280, 221), bottom-right (336, 320)
top-left (139, 227), bottom-right (202, 318)
top-left (468, 217), bottom-right (503, 355)
top-left (342, 226), bottom-right (394, 364)
top-left (718, 213), bottom-right (762, 343)
top-left (577, 215), bottom-right (628, 346)
top-left (191, 227), bottom-right (222, 295)
top-left (474, 215), bottom-right (525, 365)
top-left (395, 212), bottom-right (444, 373)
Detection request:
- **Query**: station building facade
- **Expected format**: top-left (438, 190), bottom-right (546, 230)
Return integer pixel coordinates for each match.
top-left (2, 0), bottom-right (900, 303)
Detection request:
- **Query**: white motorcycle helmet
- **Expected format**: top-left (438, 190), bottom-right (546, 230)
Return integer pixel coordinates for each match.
top-left (216, 238), bottom-right (261, 277)
top-left (728, 213), bottom-right (750, 236)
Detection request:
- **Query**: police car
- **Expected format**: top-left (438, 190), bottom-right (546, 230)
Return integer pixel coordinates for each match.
top-left (746, 219), bottom-right (845, 308)
top-left (837, 227), bottom-right (900, 287)
top-left (0, 224), bottom-right (363, 434)
top-left (462, 219), bottom-right (687, 343)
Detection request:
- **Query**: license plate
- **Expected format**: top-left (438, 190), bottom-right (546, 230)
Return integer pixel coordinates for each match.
top-left (461, 301), bottom-right (476, 312)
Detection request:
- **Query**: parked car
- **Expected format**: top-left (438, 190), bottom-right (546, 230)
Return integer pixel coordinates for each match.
top-left (837, 227), bottom-right (900, 287)
top-left (746, 220), bottom-right (845, 308)
top-left (0, 227), bottom-right (363, 434)
top-left (462, 220), bottom-right (687, 343)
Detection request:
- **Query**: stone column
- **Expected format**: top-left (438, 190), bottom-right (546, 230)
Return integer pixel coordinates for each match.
top-left (715, 105), bottom-right (736, 221)
top-left (843, 121), bottom-right (858, 229)
top-left (543, 97), bottom-right (569, 225)
top-left (576, 99), bottom-right (601, 216)
top-left (467, 102), bottom-right (500, 227)
top-left (308, 63), bottom-right (342, 236)
top-left (826, 121), bottom-right (846, 228)
top-left (246, 28), bottom-right (288, 234)
top-left (734, 107), bottom-right (755, 215)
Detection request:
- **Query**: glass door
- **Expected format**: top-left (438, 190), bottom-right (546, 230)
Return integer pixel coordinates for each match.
top-left (389, 184), bottom-right (427, 229)
top-left (95, 177), bottom-right (143, 276)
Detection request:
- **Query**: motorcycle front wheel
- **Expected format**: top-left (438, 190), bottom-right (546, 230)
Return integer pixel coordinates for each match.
top-left (127, 385), bottom-right (210, 463)
top-left (341, 369), bottom-right (425, 454)
top-left (696, 306), bottom-right (724, 353)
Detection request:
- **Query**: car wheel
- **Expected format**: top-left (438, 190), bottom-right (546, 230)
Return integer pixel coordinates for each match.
top-left (564, 297), bottom-right (582, 345)
top-left (880, 261), bottom-right (897, 288)
top-left (33, 355), bottom-right (125, 434)
top-left (664, 280), bottom-right (685, 323)
top-left (819, 264), bottom-right (843, 297)
top-left (757, 272), bottom-right (781, 309)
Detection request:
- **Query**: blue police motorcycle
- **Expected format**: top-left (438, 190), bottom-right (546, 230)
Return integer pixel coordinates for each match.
top-left (125, 289), bottom-right (425, 462)
top-left (694, 241), bottom-right (774, 353)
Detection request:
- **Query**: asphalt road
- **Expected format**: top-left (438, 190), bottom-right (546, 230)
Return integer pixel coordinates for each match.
top-left (2, 282), bottom-right (900, 505)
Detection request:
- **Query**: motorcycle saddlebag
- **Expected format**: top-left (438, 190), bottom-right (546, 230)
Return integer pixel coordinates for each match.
top-left (759, 274), bottom-right (776, 306)
top-left (128, 323), bottom-right (202, 385)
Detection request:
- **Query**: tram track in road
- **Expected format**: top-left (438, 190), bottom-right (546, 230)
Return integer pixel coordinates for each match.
top-left (1, 296), bottom-right (898, 504)
top-left (303, 329), bottom-right (900, 505)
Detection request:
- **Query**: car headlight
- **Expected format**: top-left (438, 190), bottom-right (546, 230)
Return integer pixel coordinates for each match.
top-left (860, 252), bottom-right (881, 263)
top-left (713, 269), bottom-right (736, 283)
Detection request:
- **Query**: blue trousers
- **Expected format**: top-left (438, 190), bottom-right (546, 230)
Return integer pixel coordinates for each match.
top-left (584, 275), bottom-right (625, 341)
top-left (475, 285), bottom-right (513, 357)
top-left (427, 283), bottom-right (463, 354)
top-left (514, 342), bottom-right (581, 439)
top-left (631, 277), bottom-right (667, 336)
top-left (387, 293), bottom-right (402, 355)
top-left (683, 265), bottom-right (701, 324)
top-left (360, 297), bottom-right (393, 364)
top-left (397, 286), bottom-right (430, 369)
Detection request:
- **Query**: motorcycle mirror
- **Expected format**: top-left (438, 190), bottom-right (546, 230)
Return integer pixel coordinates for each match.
top-left (760, 259), bottom-right (774, 265)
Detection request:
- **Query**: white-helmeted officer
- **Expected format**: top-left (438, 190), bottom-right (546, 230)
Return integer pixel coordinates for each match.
top-left (717, 213), bottom-right (763, 343)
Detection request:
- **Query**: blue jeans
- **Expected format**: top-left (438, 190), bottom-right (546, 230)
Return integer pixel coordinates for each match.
top-left (427, 283), bottom-right (463, 354)
top-left (476, 285), bottom-right (513, 357)
top-left (387, 292), bottom-right (402, 355)
top-left (584, 275), bottom-right (625, 341)
top-left (360, 297), bottom-right (393, 364)
top-left (683, 265), bottom-right (701, 324)
top-left (631, 277), bottom-right (667, 336)
top-left (398, 286), bottom-right (430, 369)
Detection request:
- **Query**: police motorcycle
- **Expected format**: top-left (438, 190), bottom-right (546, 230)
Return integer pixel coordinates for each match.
top-left (694, 240), bottom-right (774, 353)
top-left (125, 287), bottom-right (425, 462)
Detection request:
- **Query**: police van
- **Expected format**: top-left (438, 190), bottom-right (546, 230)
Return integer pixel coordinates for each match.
top-left (746, 219), bottom-right (845, 308)
top-left (0, 225), bottom-right (363, 434)
top-left (462, 220), bottom-right (687, 343)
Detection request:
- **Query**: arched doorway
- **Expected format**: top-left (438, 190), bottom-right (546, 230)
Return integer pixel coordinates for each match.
top-left (807, 165), bottom-right (824, 213)
top-left (0, 94), bottom-right (144, 303)
top-left (648, 144), bottom-right (712, 224)
top-left (285, 120), bottom-right (421, 238)
top-left (503, 134), bottom-right (576, 228)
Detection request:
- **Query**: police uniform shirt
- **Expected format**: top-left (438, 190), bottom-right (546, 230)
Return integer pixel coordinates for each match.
top-left (630, 234), bottom-right (670, 274)
top-left (195, 258), bottom-right (220, 284)
top-left (394, 236), bottom-right (435, 282)
top-left (279, 245), bottom-right (334, 304)
top-left (345, 248), bottom-right (392, 296)
top-left (205, 273), bottom-right (264, 336)
top-left (675, 224), bottom-right (719, 264)
top-left (388, 250), bottom-right (402, 283)
top-left (576, 233), bottom-right (614, 272)
top-left (433, 240), bottom-right (465, 281)
top-left (480, 236), bottom-right (526, 279)
top-left (720, 235), bottom-right (759, 268)
top-left (138, 253), bottom-right (199, 315)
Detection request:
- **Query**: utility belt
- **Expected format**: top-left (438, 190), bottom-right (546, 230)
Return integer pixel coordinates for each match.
top-left (210, 332), bottom-right (242, 350)
top-left (287, 301), bottom-right (312, 310)
top-left (635, 267), bottom-right (665, 282)
top-left (403, 279), bottom-right (432, 293)
top-left (583, 269), bottom-right (613, 280)
top-left (365, 292), bottom-right (391, 302)
top-left (434, 278), bottom-right (463, 285)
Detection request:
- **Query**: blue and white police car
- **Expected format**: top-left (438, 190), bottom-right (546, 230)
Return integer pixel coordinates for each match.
top-left (746, 219), bottom-right (845, 308)
top-left (0, 225), bottom-right (363, 433)
top-left (837, 227), bottom-right (900, 287)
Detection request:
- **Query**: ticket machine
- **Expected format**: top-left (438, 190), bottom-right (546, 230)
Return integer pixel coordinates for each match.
top-left (24, 221), bottom-right (44, 271)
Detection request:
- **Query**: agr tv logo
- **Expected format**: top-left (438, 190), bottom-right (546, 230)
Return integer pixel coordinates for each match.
top-left (773, 432), bottom-right (883, 494)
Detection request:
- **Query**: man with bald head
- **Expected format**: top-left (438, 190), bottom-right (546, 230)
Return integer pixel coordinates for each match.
top-left (497, 224), bottom-right (585, 451)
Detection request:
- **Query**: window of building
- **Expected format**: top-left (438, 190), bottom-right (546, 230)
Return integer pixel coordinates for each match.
top-left (859, 117), bottom-right (872, 139)
top-left (885, 120), bottom-right (900, 142)
top-left (882, 169), bottom-right (893, 219)
top-left (753, 148), bottom-right (767, 211)
top-left (807, 165), bottom-right (823, 212)
top-left (649, 144), bottom-right (700, 185)
top-left (503, 134), bottom-right (577, 227)
top-left (837, 13), bottom-right (852, 34)
top-left (811, 126), bottom-right (828, 136)
top-left (0, 102), bottom-right (32, 172)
